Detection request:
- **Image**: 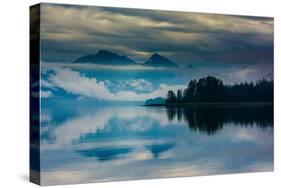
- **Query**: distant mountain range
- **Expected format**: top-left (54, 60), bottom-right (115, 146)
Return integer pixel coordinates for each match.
top-left (73, 50), bottom-right (178, 68)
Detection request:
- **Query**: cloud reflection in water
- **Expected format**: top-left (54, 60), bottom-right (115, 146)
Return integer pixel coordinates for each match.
top-left (40, 103), bottom-right (273, 185)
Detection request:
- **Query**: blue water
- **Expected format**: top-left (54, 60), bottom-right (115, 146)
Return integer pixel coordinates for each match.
top-left (40, 100), bottom-right (273, 185)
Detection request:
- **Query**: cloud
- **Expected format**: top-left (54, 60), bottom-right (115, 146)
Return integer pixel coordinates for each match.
top-left (45, 68), bottom-right (184, 101)
top-left (104, 79), bottom-right (154, 93)
top-left (127, 79), bottom-right (153, 92)
top-left (220, 63), bottom-right (273, 84)
top-left (41, 79), bottom-right (55, 89)
top-left (41, 90), bottom-right (54, 98)
top-left (41, 106), bottom-right (178, 147)
top-left (40, 106), bottom-right (273, 185)
top-left (114, 84), bottom-right (183, 101)
top-left (40, 4), bottom-right (273, 67)
top-left (49, 68), bottom-right (115, 100)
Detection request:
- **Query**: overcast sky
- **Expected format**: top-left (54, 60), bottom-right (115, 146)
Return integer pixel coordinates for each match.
top-left (40, 3), bottom-right (273, 68)
top-left (38, 3), bottom-right (274, 103)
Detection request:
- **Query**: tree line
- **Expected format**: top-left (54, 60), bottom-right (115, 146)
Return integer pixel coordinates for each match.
top-left (166, 76), bottom-right (273, 104)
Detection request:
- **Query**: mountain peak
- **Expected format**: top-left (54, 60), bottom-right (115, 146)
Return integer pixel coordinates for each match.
top-left (73, 50), bottom-right (136, 65)
top-left (96, 49), bottom-right (114, 56)
top-left (150, 53), bottom-right (162, 58)
top-left (144, 53), bottom-right (178, 68)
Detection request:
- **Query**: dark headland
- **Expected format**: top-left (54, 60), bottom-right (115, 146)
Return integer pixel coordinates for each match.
top-left (144, 76), bottom-right (273, 107)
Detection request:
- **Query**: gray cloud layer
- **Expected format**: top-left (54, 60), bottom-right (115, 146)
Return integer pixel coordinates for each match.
top-left (40, 3), bottom-right (273, 68)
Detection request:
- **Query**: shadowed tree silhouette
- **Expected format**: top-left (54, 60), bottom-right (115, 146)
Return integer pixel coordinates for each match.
top-left (166, 106), bottom-right (177, 121)
top-left (166, 90), bottom-right (176, 104)
top-left (166, 105), bottom-right (273, 134)
top-left (166, 76), bottom-right (273, 104)
top-left (177, 89), bottom-right (183, 103)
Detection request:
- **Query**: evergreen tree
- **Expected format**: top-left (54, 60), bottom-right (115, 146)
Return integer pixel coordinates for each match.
top-left (166, 90), bottom-right (176, 104)
top-left (176, 89), bottom-right (182, 103)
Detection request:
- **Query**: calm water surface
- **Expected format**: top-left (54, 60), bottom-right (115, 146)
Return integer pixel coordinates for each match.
top-left (40, 101), bottom-right (273, 185)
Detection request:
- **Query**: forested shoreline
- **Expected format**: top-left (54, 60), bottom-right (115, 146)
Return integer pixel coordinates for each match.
top-left (165, 76), bottom-right (273, 105)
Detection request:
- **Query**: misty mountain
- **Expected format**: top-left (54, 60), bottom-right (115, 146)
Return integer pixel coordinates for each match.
top-left (73, 50), bottom-right (178, 68)
top-left (145, 97), bottom-right (166, 105)
top-left (143, 53), bottom-right (178, 68)
top-left (73, 50), bottom-right (136, 65)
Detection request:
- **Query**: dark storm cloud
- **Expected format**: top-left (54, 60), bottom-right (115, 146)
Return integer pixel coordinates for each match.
top-left (40, 3), bottom-right (273, 67)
